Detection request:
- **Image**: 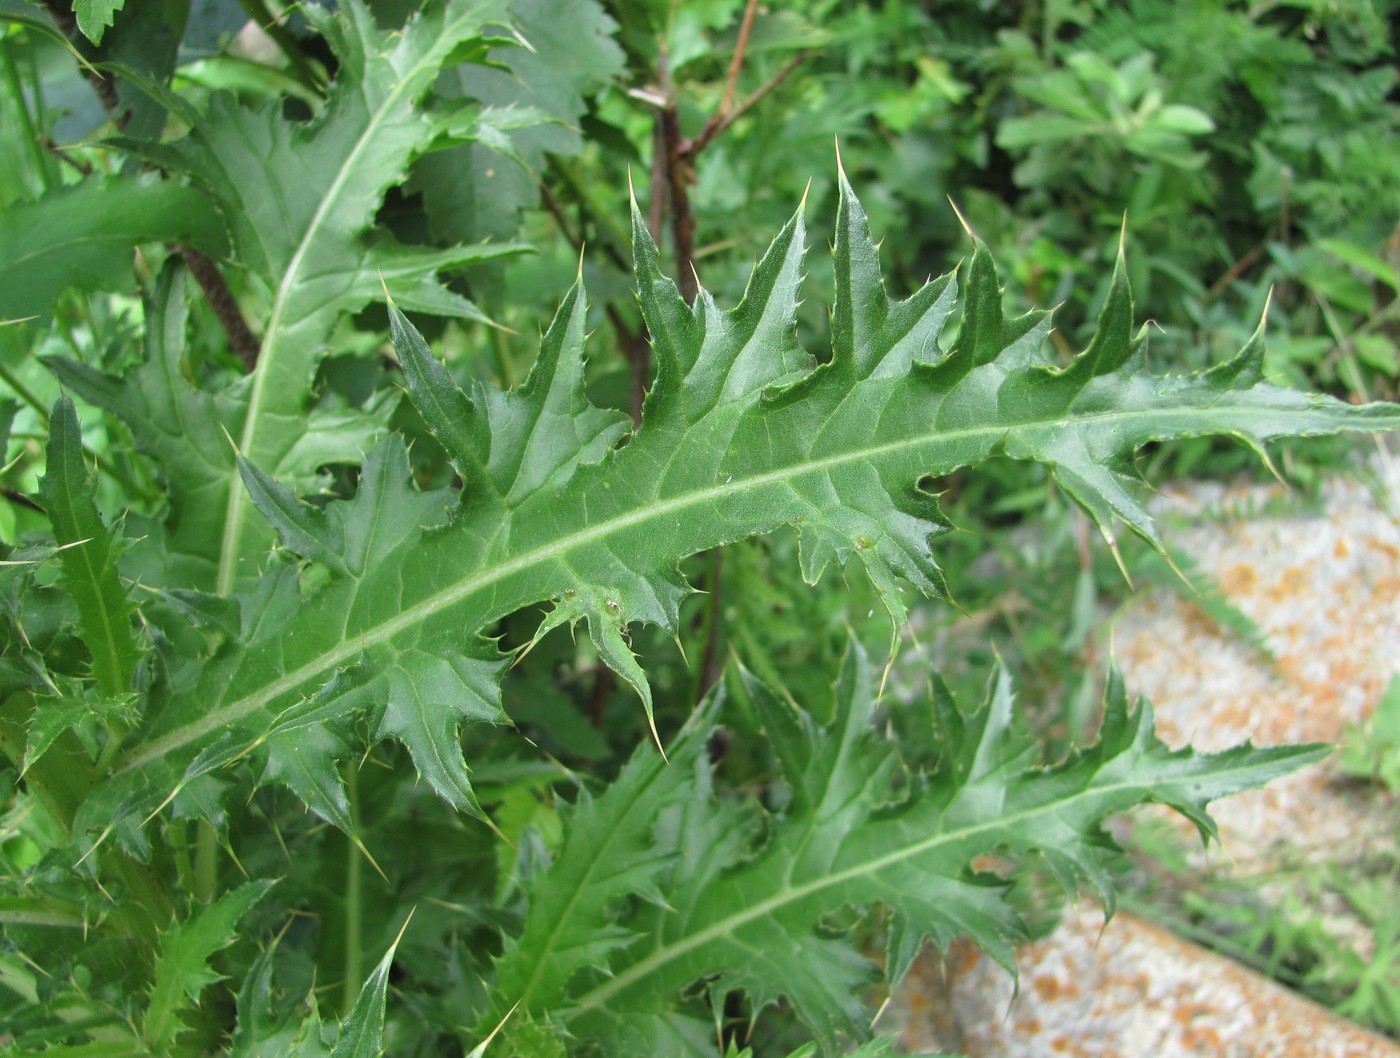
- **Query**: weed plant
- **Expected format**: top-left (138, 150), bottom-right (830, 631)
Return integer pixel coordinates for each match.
top-left (1, 2), bottom-right (1398, 1053)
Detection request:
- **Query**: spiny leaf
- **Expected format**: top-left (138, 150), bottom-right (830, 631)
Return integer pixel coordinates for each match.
top-left (100, 177), bottom-right (1400, 844)
top-left (414, 0), bottom-right (626, 268)
top-left (228, 940), bottom-right (298, 1058)
top-left (73, 0), bottom-right (124, 45)
top-left (22, 693), bottom-right (91, 773)
top-left (389, 279), bottom-right (630, 506)
top-left (24, 682), bottom-right (134, 775)
top-left (59, 0), bottom-right (524, 595)
top-left (238, 457), bottom-right (351, 576)
top-left (331, 916), bottom-right (412, 1058)
top-left (38, 396), bottom-right (141, 700)
top-left (145, 587), bottom-right (243, 640)
top-left (491, 695), bottom-right (722, 1016)
top-left (490, 643), bottom-right (1325, 1055)
top-left (143, 880), bottom-right (274, 1051)
top-left (242, 440), bottom-right (505, 825)
top-left (45, 261), bottom-right (256, 590)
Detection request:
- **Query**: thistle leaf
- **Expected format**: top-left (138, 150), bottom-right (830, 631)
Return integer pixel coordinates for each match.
top-left (0, 178), bottom-right (226, 319)
top-left (490, 643), bottom-right (1325, 1055)
top-left (45, 262), bottom-right (254, 589)
top-left (73, 0), bottom-right (123, 44)
top-left (56, 0), bottom-right (524, 595)
top-left (38, 396), bottom-right (141, 700)
top-left (491, 696), bottom-right (723, 1016)
top-left (143, 881), bottom-right (274, 1051)
top-left (102, 177), bottom-right (1399, 840)
top-left (331, 919), bottom-right (411, 1058)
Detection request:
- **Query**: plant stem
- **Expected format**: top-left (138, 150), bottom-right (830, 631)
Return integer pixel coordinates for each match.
top-left (491, 325), bottom-right (519, 390)
top-left (0, 38), bottom-right (54, 195)
top-left (538, 165), bottom-right (652, 420)
top-left (39, 0), bottom-right (127, 130)
top-left (543, 161), bottom-right (633, 273)
top-left (0, 361), bottom-right (48, 419)
top-left (342, 761), bottom-right (363, 1017)
top-left (722, 0), bottom-right (760, 116)
top-left (94, 722), bottom-right (128, 773)
top-left (193, 820), bottom-right (218, 903)
top-left (588, 662), bottom-right (615, 728)
top-left (698, 546), bottom-right (725, 700)
top-left (180, 248), bottom-right (261, 372)
top-left (660, 99), bottom-right (697, 305)
top-left (606, 305), bottom-right (649, 426)
top-left (682, 54), bottom-right (809, 160)
top-left (170, 820), bottom-right (195, 896)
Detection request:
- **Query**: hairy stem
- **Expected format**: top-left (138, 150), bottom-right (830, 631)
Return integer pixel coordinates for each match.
top-left (588, 663), bottom-right (614, 729)
top-left (659, 99), bottom-right (697, 305)
top-left (181, 248), bottom-right (261, 372)
top-left (42, 0), bottom-right (260, 392)
top-left (40, 0), bottom-right (126, 130)
top-left (683, 54), bottom-right (809, 161)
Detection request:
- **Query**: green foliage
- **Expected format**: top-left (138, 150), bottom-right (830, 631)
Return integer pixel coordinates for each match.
top-left (38, 396), bottom-right (139, 702)
top-left (1341, 675), bottom-right (1400, 794)
top-left (1, 1), bottom-right (1398, 1055)
top-left (491, 647), bottom-right (1324, 1051)
top-left (1133, 824), bottom-right (1400, 1038)
top-left (144, 881), bottom-right (273, 1051)
top-left (72, 0), bottom-right (122, 45)
top-left (72, 174), bottom-right (1395, 858)
top-left (0, 178), bottom-right (227, 319)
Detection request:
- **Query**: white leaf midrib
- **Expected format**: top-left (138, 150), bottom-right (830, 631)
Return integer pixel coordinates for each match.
top-left (115, 396), bottom-right (1337, 772)
top-left (213, 9), bottom-right (491, 597)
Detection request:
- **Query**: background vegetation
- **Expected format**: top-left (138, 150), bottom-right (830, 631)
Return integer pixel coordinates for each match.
top-left (1, 0), bottom-right (1397, 1054)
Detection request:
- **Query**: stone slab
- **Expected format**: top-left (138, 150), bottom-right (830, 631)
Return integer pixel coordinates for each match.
top-left (882, 450), bottom-right (1400, 1055)
top-left (1111, 457), bottom-right (1400, 872)
top-left (882, 906), bottom-right (1400, 1057)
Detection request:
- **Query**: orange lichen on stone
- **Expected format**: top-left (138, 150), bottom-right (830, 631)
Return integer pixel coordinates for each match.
top-left (1265, 563), bottom-right (1313, 603)
top-left (1220, 561), bottom-right (1259, 596)
top-left (1172, 1001), bottom-right (1217, 1025)
top-left (1033, 972), bottom-right (1064, 1001)
top-left (1181, 605), bottom-right (1220, 638)
top-left (1365, 534), bottom-right (1400, 563)
top-left (1372, 575), bottom-right (1400, 599)
top-left (950, 939), bottom-right (981, 976)
top-left (1181, 1023), bottom-right (1224, 1051)
top-left (882, 906), bottom-right (1400, 1058)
